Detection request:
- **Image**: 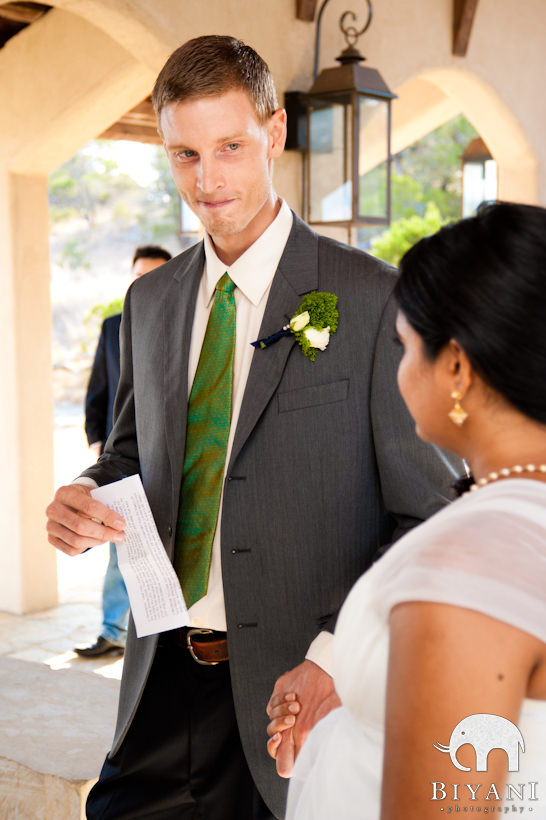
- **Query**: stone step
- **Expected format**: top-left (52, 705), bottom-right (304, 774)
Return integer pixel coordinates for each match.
top-left (0, 657), bottom-right (119, 819)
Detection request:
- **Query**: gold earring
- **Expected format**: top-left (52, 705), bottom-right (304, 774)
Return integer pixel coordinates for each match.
top-left (448, 390), bottom-right (468, 426)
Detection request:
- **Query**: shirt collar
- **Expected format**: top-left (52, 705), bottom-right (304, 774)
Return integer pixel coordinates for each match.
top-left (203, 199), bottom-right (293, 307)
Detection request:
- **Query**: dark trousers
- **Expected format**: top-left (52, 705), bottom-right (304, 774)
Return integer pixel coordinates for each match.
top-left (86, 641), bottom-right (275, 820)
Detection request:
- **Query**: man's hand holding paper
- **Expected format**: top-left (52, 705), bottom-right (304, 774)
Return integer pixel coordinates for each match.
top-left (46, 483), bottom-right (126, 556)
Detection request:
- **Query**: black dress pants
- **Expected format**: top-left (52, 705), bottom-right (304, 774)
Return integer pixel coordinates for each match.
top-left (86, 641), bottom-right (275, 820)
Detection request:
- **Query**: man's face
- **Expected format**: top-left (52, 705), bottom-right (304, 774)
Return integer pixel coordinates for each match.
top-left (132, 257), bottom-right (167, 278)
top-left (160, 89), bottom-right (286, 261)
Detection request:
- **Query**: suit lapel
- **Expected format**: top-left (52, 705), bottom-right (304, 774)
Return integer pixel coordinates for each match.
top-left (228, 215), bottom-right (319, 472)
top-left (163, 242), bottom-right (204, 512)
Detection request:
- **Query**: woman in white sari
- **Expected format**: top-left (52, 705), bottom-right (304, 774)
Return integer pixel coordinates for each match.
top-left (267, 202), bottom-right (546, 819)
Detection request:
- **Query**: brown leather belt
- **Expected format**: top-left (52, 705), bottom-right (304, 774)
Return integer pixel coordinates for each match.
top-left (160, 627), bottom-right (228, 665)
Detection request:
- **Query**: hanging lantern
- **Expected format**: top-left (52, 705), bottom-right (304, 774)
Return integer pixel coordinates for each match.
top-left (287, 1), bottom-right (396, 231)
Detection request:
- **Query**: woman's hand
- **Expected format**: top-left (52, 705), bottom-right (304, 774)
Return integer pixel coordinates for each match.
top-left (266, 692), bottom-right (301, 763)
top-left (267, 661), bottom-right (341, 777)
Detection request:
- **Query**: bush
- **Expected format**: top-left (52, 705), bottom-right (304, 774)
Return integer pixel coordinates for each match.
top-left (370, 202), bottom-right (446, 267)
top-left (86, 298), bottom-right (124, 325)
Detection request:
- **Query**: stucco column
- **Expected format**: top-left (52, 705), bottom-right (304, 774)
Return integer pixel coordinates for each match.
top-left (0, 169), bottom-right (57, 613)
top-left (497, 164), bottom-right (539, 205)
top-left (0, 5), bottom-right (161, 615)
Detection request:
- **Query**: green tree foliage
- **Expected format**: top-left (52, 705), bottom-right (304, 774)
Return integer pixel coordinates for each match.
top-left (86, 297), bottom-right (124, 324)
top-left (392, 114), bottom-right (478, 221)
top-left (371, 202), bottom-right (445, 267)
top-left (49, 140), bottom-right (183, 363)
top-left (82, 297), bottom-right (125, 354)
top-left (369, 114), bottom-right (478, 265)
top-left (48, 139), bottom-right (183, 251)
top-left (137, 149), bottom-right (180, 241)
top-left (48, 144), bottom-right (134, 227)
top-left (59, 237), bottom-right (90, 270)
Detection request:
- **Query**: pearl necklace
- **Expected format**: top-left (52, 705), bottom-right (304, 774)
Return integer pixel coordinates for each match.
top-left (469, 463), bottom-right (546, 492)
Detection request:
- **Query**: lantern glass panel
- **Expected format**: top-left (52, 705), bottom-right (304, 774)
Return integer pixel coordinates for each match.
top-left (308, 100), bottom-right (352, 223)
top-left (358, 96), bottom-right (388, 220)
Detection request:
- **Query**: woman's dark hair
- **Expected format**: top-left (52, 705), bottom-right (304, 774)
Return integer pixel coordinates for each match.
top-left (394, 201), bottom-right (546, 425)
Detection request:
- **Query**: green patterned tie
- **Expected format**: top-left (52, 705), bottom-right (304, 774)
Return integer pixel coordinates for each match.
top-left (174, 273), bottom-right (236, 607)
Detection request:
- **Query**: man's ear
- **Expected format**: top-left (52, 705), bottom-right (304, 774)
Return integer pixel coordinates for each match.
top-left (267, 108), bottom-right (287, 158)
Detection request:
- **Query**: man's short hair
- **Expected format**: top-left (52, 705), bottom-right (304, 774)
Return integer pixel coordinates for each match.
top-left (152, 35), bottom-right (279, 127)
top-left (132, 245), bottom-right (172, 267)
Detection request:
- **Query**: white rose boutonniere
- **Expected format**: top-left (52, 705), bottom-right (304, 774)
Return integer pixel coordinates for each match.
top-left (251, 292), bottom-right (338, 361)
top-left (304, 325), bottom-right (330, 351)
top-left (290, 311), bottom-right (310, 332)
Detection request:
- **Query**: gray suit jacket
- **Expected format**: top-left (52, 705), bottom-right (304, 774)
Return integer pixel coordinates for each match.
top-left (82, 214), bottom-right (458, 818)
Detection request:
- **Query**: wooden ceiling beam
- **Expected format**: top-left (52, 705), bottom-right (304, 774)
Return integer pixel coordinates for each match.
top-left (0, 3), bottom-right (51, 25)
top-left (296, 0), bottom-right (318, 22)
top-left (122, 98), bottom-right (156, 120)
top-left (98, 123), bottom-right (161, 145)
top-left (97, 97), bottom-right (160, 145)
top-left (453, 0), bottom-right (480, 56)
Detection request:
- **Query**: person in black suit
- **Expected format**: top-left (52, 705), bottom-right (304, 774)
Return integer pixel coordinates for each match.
top-left (75, 245), bottom-right (172, 658)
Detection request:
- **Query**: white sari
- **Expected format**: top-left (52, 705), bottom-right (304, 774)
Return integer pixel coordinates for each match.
top-left (287, 480), bottom-right (546, 819)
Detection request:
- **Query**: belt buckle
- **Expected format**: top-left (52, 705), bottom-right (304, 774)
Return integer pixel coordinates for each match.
top-left (186, 628), bottom-right (218, 666)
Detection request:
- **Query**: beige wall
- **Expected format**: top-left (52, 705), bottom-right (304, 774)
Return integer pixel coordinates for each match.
top-left (0, 0), bottom-right (544, 612)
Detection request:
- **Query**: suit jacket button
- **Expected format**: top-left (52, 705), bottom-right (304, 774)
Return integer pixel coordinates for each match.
top-left (168, 525), bottom-right (173, 536)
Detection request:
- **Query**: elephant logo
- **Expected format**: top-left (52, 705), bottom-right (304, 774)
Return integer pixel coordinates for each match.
top-left (433, 713), bottom-right (525, 772)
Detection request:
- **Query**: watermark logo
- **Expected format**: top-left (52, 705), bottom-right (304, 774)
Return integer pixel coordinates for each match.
top-left (430, 714), bottom-right (539, 813)
top-left (434, 713), bottom-right (525, 773)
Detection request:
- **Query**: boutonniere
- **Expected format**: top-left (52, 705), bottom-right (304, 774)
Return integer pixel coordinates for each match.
top-left (251, 291), bottom-right (338, 361)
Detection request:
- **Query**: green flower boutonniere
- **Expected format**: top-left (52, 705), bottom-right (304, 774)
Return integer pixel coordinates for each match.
top-left (251, 291), bottom-right (339, 361)
top-left (288, 291), bottom-right (338, 360)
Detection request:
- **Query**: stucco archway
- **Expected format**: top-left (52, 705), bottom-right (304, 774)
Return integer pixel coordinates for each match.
top-left (0, 0), bottom-right (305, 614)
top-left (391, 69), bottom-right (538, 205)
top-left (0, 0), bottom-right (544, 614)
top-left (423, 68), bottom-right (538, 204)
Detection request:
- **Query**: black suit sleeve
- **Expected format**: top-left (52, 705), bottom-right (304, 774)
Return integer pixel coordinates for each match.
top-left (84, 321), bottom-right (109, 447)
top-left (81, 293), bottom-right (141, 484)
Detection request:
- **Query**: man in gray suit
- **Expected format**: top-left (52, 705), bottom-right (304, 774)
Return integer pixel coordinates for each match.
top-left (46, 35), bottom-right (458, 820)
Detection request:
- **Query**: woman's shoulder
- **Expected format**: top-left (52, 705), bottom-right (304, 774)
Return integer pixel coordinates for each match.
top-left (369, 478), bottom-right (546, 642)
top-left (463, 476), bottom-right (546, 507)
top-left (406, 477), bottom-right (546, 544)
